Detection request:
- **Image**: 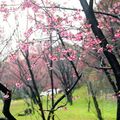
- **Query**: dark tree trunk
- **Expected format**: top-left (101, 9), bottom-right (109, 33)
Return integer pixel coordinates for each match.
top-left (101, 59), bottom-right (117, 93)
top-left (88, 81), bottom-right (103, 120)
top-left (3, 95), bottom-right (16, 120)
top-left (0, 83), bottom-right (16, 120)
top-left (67, 92), bottom-right (73, 105)
top-left (25, 52), bottom-right (46, 120)
top-left (117, 98), bottom-right (120, 120)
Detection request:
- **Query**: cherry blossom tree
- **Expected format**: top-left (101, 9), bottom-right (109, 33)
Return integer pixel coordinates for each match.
top-left (0, 0), bottom-right (120, 120)
top-left (78, 1), bottom-right (120, 120)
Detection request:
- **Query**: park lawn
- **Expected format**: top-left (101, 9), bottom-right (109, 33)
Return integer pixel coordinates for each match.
top-left (0, 86), bottom-right (117, 120)
top-left (55, 91), bottom-right (116, 120)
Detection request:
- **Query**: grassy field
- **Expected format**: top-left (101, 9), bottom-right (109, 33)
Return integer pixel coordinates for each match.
top-left (0, 87), bottom-right (117, 120)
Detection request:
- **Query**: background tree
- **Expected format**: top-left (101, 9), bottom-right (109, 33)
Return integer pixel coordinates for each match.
top-left (78, 0), bottom-right (120, 120)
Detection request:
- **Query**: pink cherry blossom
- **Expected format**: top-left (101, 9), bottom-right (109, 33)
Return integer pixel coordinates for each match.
top-left (32, 5), bottom-right (39, 12)
top-left (48, 54), bottom-right (58, 61)
top-left (15, 82), bottom-right (23, 88)
top-left (62, 50), bottom-right (68, 55)
top-left (3, 92), bottom-right (10, 99)
top-left (67, 55), bottom-right (76, 61)
top-left (94, 38), bottom-right (101, 45)
top-left (20, 43), bottom-right (29, 52)
top-left (9, 54), bottom-right (17, 62)
top-left (97, 23), bottom-right (104, 29)
top-left (24, 27), bottom-right (33, 38)
top-left (115, 33), bottom-right (120, 38)
top-left (112, 39), bottom-right (116, 42)
top-left (72, 73), bottom-right (76, 78)
top-left (97, 47), bottom-right (103, 53)
top-left (22, 0), bottom-right (32, 9)
top-left (106, 44), bottom-right (114, 52)
top-left (75, 32), bottom-right (83, 41)
top-left (84, 24), bottom-right (91, 29)
top-left (0, 4), bottom-right (9, 13)
top-left (27, 77), bottom-right (31, 81)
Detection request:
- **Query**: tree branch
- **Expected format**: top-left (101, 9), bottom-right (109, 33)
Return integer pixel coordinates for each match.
top-left (94, 11), bottom-right (120, 20)
top-left (47, 73), bottom-right (82, 120)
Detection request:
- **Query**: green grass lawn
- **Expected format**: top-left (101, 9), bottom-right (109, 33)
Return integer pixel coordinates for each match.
top-left (0, 87), bottom-right (117, 120)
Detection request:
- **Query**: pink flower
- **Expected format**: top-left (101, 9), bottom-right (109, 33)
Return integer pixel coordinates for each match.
top-left (3, 94), bottom-right (9, 99)
top-left (84, 45), bottom-right (89, 49)
top-left (115, 33), bottom-right (120, 38)
top-left (118, 94), bottom-right (120, 97)
top-left (27, 77), bottom-right (31, 81)
top-left (20, 43), bottom-right (29, 52)
top-left (84, 24), bottom-right (91, 29)
top-left (9, 54), bottom-right (17, 62)
top-left (32, 5), bottom-right (39, 12)
top-left (97, 23), bottom-right (104, 29)
top-left (3, 13), bottom-right (9, 21)
top-left (15, 82), bottom-right (23, 88)
top-left (0, 4), bottom-right (9, 13)
top-left (75, 32), bottom-right (82, 41)
top-left (94, 38), bottom-right (101, 45)
top-left (73, 73), bottom-right (76, 78)
top-left (22, 0), bottom-right (32, 9)
top-left (61, 31), bottom-right (68, 37)
top-left (97, 47), bottom-right (103, 53)
top-left (49, 54), bottom-right (58, 61)
top-left (62, 50), bottom-right (68, 55)
top-left (3, 92), bottom-right (10, 100)
top-left (67, 55), bottom-right (76, 61)
top-left (31, 64), bottom-right (36, 69)
top-left (24, 27), bottom-right (33, 38)
top-left (112, 39), bottom-right (116, 42)
top-left (106, 44), bottom-right (114, 52)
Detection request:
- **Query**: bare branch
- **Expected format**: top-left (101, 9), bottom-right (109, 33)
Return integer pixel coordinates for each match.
top-left (94, 11), bottom-right (120, 20)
